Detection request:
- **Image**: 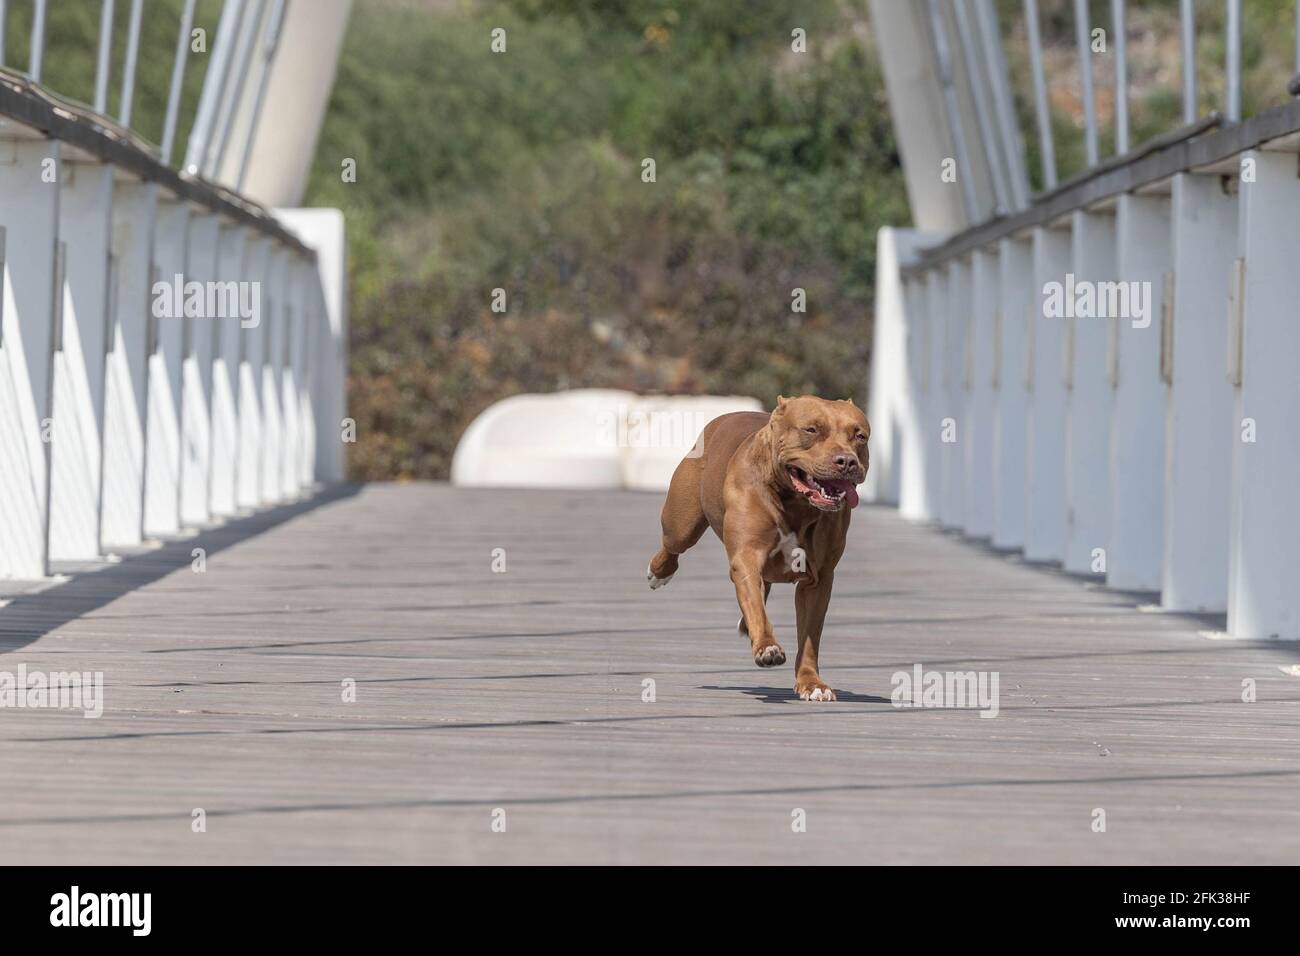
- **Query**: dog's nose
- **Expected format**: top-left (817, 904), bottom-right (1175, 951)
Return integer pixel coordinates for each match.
top-left (832, 453), bottom-right (857, 474)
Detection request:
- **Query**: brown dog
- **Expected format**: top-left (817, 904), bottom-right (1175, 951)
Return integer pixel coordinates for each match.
top-left (647, 395), bottom-right (870, 701)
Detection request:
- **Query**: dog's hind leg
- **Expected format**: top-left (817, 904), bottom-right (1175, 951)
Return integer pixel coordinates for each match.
top-left (648, 456), bottom-right (708, 590)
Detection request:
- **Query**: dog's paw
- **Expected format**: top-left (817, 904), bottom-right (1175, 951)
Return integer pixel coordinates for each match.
top-left (647, 563), bottom-right (674, 590)
top-left (797, 682), bottom-right (837, 701)
top-left (753, 643), bottom-right (786, 667)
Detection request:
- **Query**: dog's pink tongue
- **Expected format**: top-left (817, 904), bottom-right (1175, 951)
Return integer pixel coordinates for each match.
top-left (823, 479), bottom-right (861, 508)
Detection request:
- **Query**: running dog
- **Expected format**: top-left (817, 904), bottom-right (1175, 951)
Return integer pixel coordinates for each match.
top-left (647, 395), bottom-right (869, 701)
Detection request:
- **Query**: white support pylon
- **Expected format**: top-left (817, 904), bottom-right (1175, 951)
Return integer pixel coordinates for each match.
top-left (922, 268), bottom-right (947, 522)
top-left (259, 244), bottom-right (287, 504)
top-left (992, 235), bottom-right (1031, 551)
top-left (209, 224), bottom-right (246, 517)
top-left (940, 257), bottom-right (969, 530)
top-left (236, 234), bottom-right (268, 510)
top-left (102, 179), bottom-right (158, 549)
top-left (180, 213), bottom-right (222, 528)
top-left (1228, 150), bottom-right (1300, 639)
top-left (49, 161), bottom-right (113, 563)
top-left (296, 257), bottom-right (319, 490)
top-left (275, 208), bottom-right (347, 485)
top-left (1064, 208), bottom-right (1116, 576)
top-left (0, 139), bottom-right (61, 579)
top-left (278, 255), bottom-right (305, 500)
top-left (1163, 173), bottom-right (1236, 612)
top-left (898, 275), bottom-right (933, 522)
top-left (965, 248), bottom-right (998, 539)
top-left (1025, 224), bottom-right (1070, 564)
top-left (144, 198), bottom-right (190, 537)
top-left (866, 227), bottom-right (937, 508)
top-left (1109, 194), bottom-right (1170, 592)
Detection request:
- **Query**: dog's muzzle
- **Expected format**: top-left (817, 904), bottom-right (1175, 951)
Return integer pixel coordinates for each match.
top-left (787, 466), bottom-right (861, 510)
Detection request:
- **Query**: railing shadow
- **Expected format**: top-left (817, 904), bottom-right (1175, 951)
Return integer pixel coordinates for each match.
top-left (0, 483), bottom-right (361, 654)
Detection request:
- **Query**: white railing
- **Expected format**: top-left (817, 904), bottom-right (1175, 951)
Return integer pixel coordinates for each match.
top-left (0, 74), bottom-right (345, 582)
top-left (868, 100), bottom-right (1300, 642)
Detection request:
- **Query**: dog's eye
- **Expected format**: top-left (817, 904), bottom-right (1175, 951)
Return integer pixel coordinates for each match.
top-left (802, 426), bottom-right (818, 435)
top-left (854, 432), bottom-right (867, 443)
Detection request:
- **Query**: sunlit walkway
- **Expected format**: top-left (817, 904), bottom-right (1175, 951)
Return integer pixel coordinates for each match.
top-left (1, 483), bottom-right (1297, 864)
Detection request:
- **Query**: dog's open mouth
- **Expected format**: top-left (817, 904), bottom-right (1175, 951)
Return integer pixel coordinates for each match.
top-left (787, 466), bottom-right (860, 510)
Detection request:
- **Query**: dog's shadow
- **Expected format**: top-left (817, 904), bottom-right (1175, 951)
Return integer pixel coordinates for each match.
top-left (701, 685), bottom-right (890, 705)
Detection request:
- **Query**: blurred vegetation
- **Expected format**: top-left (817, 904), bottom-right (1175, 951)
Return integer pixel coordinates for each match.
top-left (304, 0), bottom-right (904, 480)
top-left (998, 0), bottom-right (1300, 190)
top-left (316, 0), bottom-right (1300, 481)
top-left (4, 0), bottom-right (224, 157)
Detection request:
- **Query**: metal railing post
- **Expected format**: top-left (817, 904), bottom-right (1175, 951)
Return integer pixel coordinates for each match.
top-left (1073, 0), bottom-right (1099, 166)
top-left (119, 0), bottom-right (144, 128)
top-left (1024, 0), bottom-right (1057, 189)
top-left (951, 0), bottom-right (1011, 215)
top-left (975, 0), bottom-right (1029, 209)
top-left (1226, 0), bottom-right (1241, 121)
top-left (926, 0), bottom-right (979, 223)
top-left (209, 0), bottom-right (267, 180)
top-left (95, 0), bottom-right (115, 115)
top-left (236, 0), bottom-right (288, 191)
top-left (184, 0), bottom-right (246, 177)
top-left (1112, 0), bottom-right (1129, 154)
top-left (161, 0), bottom-right (198, 166)
top-left (30, 0), bottom-right (47, 82)
top-left (1180, 0), bottom-right (1197, 122)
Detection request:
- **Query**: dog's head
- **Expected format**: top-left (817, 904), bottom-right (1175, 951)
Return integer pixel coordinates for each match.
top-left (768, 395), bottom-right (870, 512)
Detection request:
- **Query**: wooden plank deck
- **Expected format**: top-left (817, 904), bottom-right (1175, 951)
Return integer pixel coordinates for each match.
top-left (1, 482), bottom-right (1297, 864)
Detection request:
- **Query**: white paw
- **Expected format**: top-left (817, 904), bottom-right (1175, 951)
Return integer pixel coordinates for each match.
top-left (799, 686), bottom-right (837, 701)
top-left (647, 563), bottom-right (673, 590)
top-left (753, 644), bottom-right (787, 667)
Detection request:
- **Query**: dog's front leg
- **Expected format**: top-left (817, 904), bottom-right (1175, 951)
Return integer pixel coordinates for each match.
top-left (729, 546), bottom-right (786, 667)
top-left (794, 571), bottom-right (836, 700)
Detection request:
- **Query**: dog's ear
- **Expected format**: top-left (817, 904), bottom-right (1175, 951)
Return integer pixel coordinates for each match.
top-left (769, 396), bottom-right (788, 425)
top-left (841, 396), bottom-right (856, 407)
top-left (776, 395), bottom-right (789, 408)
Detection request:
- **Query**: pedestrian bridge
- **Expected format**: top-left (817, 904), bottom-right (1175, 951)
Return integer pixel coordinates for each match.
top-left (1, 0), bottom-right (1298, 865)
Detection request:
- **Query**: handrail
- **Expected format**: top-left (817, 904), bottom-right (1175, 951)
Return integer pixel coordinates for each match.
top-left (0, 71), bottom-right (313, 258)
top-left (902, 97), bottom-right (1300, 278)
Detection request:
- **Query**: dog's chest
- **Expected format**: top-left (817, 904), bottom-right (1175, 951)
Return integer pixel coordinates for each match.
top-left (762, 525), bottom-right (817, 583)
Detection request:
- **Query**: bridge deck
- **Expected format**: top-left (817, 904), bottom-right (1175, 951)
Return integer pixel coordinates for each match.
top-left (1, 483), bottom-right (1297, 864)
